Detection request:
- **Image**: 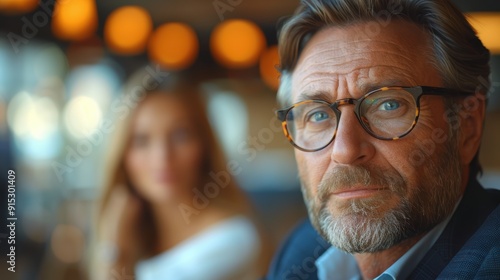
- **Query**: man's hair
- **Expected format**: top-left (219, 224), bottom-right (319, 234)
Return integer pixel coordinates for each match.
top-left (277, 0), bottom-right (490, 177)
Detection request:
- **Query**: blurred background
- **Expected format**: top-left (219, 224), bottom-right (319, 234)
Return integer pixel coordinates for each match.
top-left (0, 0), bottom-right (499, 279)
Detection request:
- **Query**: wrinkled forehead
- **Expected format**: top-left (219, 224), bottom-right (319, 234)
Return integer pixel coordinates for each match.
top-left (290, 20), bottom-right (439, 103)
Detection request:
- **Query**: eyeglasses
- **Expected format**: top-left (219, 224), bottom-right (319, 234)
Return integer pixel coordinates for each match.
top-left (276, 86), bottom-right (473, 152)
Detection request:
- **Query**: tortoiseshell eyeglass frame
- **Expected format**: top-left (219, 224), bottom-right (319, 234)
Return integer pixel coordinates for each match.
top-left (276, 86), bottom-right (474, 152)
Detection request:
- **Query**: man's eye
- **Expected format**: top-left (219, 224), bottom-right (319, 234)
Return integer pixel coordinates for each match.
top-left (307, 111), bottom-right (330, 122)
top-left (378, 100), bottom-right (401, 111)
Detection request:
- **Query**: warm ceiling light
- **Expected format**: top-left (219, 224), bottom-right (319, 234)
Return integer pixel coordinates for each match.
top-left (0, 0), bottom-right (38, 14)
top-left (210, 19), bottom-right (266, 69)
top-left (148, 23), bottom-right (199, 70)
top-left (260, 45), bottom-right (280, 90)
top-left (104, 6), bottom-right (153, 55)
top-left (467, 12), bottom-right (500, 54)
top-left (52, 0), bottom-right (98, 41)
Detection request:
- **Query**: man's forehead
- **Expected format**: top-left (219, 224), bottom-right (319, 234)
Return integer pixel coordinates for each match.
top-left (291, 74), bottom-right (413, 103)
top-left (290, 21), bottom-right (432, 102)
top-left (300, 20), bottom-right (430, 57)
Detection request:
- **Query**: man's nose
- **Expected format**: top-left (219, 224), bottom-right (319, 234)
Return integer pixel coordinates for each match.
top-left (330, 108), bottom-right (375, 165)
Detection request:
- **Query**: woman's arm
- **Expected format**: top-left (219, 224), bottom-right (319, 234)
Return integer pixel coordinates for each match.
top-left (92, 188), bottom-right (144, 280)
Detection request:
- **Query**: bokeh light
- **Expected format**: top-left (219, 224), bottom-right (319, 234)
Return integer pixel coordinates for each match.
top-left (7, 91), bottom-right (62, 160)
top-left (467, 12), bottom-right (500, 54)
top-left (63, 95), bottom-right (102, 139)
top-left (148, 22), bottom-right (199, 70)
top-left (52, 0), bottom-right (98, 41)
top-left (259, 45), bottom-right (280, 90)
top-left (210, 19), bottom-right (266, 69)
top-left (104, 6), bottom-right (153, 55)
top-left (206, 91), bottom-right (248, 158)
top-left (66, 64), bottom-right (120, 107)
top-left (33, 44), bottom-right (68, 80)
top-left (50, 225), bottom-right (85, 263)
top-left (7, 92), bottom-right (58, 140)
top-left (0, 0), bottom-right (38, 14)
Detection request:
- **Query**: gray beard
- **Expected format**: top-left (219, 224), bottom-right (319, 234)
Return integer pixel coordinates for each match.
top-left (301, 135), bottom-right (462, 254)
top-left (317, 195), bottom-right (412, 253)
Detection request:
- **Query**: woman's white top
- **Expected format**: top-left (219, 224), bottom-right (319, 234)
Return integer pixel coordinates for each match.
top-left (135, 216), bottom-right (261, 280)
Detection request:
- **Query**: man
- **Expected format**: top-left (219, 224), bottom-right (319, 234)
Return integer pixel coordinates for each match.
top-left (266, 0), bottom-right (500, 279)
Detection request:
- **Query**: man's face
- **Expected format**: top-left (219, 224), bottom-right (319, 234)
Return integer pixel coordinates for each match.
top-left (292, 20), bottom-right (464, 253)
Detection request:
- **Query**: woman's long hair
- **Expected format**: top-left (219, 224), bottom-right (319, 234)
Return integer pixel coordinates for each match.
top-left (91, 71), bottom-right (265, 277)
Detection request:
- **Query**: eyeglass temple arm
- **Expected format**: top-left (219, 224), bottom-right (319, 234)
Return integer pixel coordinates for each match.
top-left (276, 109), bottom-right (288, 121)
top-left (419, 86), bottom-right (474, 96)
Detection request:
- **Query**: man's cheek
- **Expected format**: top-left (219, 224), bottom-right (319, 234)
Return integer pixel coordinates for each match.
top-left (379, 141), bottom-right (415, 179)
top-left (305, 154), bottom-right (328, 182)
top-left (296, 154), bottom-right (311, 183)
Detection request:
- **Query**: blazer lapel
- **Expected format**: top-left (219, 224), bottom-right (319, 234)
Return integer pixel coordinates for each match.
top-left (408, 179), bottom-right (500, 279)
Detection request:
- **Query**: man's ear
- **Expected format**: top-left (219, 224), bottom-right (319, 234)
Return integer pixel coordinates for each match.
top-left (458, 94), bottom-right (486, 166)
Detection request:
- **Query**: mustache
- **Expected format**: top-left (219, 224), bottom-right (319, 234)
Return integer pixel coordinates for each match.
top-left (317, 165), bottom-right (407, 202)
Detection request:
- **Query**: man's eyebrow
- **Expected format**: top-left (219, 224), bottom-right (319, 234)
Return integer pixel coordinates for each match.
top-left (293, 79), bottom-right (412, 105)
top-left (295, 90), bottom-right (334, 103)
top-left (358, 79), bottom-right (411, 93)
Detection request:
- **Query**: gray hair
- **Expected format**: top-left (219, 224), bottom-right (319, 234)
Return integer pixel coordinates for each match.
top-left (277, 0), bottom-right (490, 176)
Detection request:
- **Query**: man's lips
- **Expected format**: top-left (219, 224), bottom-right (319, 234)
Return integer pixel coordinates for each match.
top-left (331, 187), bottom-right (387, 199)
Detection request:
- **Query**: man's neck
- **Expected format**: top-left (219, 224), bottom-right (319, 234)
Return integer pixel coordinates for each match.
top-left (353, 233), bottom-right (426, 279)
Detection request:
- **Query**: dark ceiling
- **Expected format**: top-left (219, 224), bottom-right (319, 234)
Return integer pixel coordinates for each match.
top-left (94, 0), bottom-right (500, 34)
top-left (2, 0), bottom-right (499, 41)
top-left (0, 0), bottom-right (498, 74)
top-left (96, 0), bottom-right (500, 24)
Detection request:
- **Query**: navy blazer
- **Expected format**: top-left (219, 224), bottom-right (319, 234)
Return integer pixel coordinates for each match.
top-left (266, 179), bottom-right (500, 280)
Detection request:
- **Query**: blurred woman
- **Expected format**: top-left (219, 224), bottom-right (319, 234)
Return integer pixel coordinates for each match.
top-left (92, 75), bottom-right (269, 280)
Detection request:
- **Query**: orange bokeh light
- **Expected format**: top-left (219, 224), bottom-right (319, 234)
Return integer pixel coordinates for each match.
top-left (104, 6), bottom-right (153, 55)
top-left (148, 23), bottom-right (199, 70)
top-left (467, 12), bottom-right (500, 54)
top-left (210, 19), bottom-right (266, 69)
top-left (260, 45), bottom-right (281, 90)
top-left (0, 0), bottom-right (38, 14)
top-left (52, 0), bottom-right (98, 41)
